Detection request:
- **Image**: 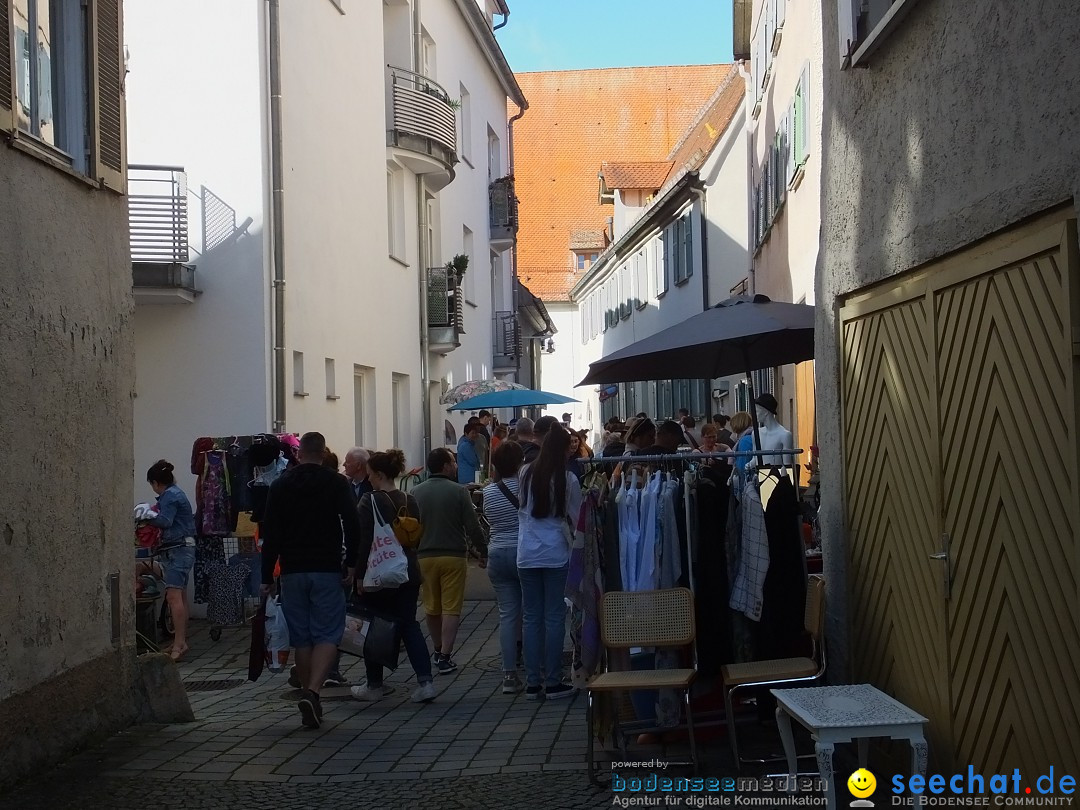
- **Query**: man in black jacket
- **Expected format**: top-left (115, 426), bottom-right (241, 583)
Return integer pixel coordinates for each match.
top-left (262, 432), bottom-right (361, 729)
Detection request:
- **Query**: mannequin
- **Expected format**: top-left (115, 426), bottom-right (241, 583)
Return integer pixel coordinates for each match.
top-left (749, 393), bottom-right (794, 509)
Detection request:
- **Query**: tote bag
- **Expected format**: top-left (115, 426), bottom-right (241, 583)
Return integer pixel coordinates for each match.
top-left (362, 497), bottom-right (410, 591)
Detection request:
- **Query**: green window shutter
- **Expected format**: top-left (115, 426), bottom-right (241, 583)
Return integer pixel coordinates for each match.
top-left (0, 0), bottom-right (13, 132)
top-left (682, 212), bottom-right (693, 279)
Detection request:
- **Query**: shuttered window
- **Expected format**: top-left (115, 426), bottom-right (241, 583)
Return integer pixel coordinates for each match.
top-left (794, 63), bottom-right (810, 168)
top-left (0, 0), bottom-right (125, 191)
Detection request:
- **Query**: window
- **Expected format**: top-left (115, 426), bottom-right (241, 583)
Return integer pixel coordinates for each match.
top-left (619, 268), bottom-right (630, 320)
top-left (670, 212), bottom-right (694, 285)
top-left (420, 30), bottom-right (436, 78)
top-left (325, 358), bottom-right (337, 399)
top-left (634, 250), bottom-right (647, 309)
top-left (387, 166), bottom-right (406, 261)
top-left (576, 253), bottom-right (585, 271)
top-left (425, 193), bottom-right (437, 267)
top-left (392, 373), bottom-right (408, 449)
top-left (462, 225), bottom-right (475, 304)
top-left (839, 0), bottom-right (923, 67)
top-left (574, 251), bottom-right (599, 272)
top-left (353, 365), bottom-right (374, 445)
top-left (793, 64), bottom-right (810, 168)
top-left (487, 125), bottom-right (501, 181)
top-left (3, 0), bottom-right (124, 188)
top-left (293, 351), bottom-right (306, 395)
top-left (458, 83), bottom-right (471, 163)
top-left (656, 232), bottom-right (669, 297)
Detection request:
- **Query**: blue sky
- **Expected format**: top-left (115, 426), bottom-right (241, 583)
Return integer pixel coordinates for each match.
top-left (496, 0), bottom-right (735, 73)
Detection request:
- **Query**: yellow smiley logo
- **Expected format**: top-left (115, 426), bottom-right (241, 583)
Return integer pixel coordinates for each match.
top-left (848, 768), bottom-right (877, 798)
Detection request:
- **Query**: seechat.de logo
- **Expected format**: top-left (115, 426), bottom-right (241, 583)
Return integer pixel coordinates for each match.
top-left (849, 768), bottom-right (877, 808)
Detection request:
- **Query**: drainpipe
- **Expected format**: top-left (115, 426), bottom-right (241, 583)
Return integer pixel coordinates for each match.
top-left (493, 11), bottom-right (509, 30)
top-left (414, 0), bottom-right (432, 455)
top-left (268, 0), bottom-right (286, 432)
top-left (738, 60), bottom-right (755, 296)
top-left (507, 103), bottom-right (526, 383)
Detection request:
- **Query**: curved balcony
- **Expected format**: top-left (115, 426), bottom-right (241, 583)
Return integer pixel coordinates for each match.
top-left (387, 67), bottom-right (457, 191)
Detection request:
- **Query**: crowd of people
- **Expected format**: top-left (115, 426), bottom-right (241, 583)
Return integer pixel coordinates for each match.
top-left (141, 405), bottom-right (735, 729)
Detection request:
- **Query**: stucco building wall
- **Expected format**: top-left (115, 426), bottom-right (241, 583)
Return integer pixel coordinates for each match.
top-left (0, 150), bottom-right (136, 788)
top-left (815, 0), bottom-right (1080, 677)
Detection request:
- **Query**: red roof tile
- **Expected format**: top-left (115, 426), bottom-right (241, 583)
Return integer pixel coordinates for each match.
top-left (512, 64), bottom-right (732, 300)
top-left (600, 161), bottom-right (674, 190)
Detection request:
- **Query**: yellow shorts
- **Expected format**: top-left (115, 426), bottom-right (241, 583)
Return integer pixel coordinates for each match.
top-left (420, 556), bottom-right (468, 616)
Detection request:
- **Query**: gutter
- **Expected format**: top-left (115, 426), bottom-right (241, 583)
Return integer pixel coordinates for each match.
top-left (415, 0), bottom-right (432, 456)
top-left (508, 103), bottom-right (526, 381)
top-left (569, 171), bottom-right (703, 300)
top-left (738, 60), bottom-right (756, 295)
top-left (268, 0), bottom-right (286, 432)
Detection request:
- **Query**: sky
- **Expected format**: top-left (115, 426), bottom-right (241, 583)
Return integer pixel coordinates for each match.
top-left (496, 0), bottom-right (736, 73)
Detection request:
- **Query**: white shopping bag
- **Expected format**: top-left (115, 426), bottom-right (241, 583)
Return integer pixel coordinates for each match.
top-left (362, 499), bottom-right (410, 591)
top-left (264, 595), bottom-right (290, 672)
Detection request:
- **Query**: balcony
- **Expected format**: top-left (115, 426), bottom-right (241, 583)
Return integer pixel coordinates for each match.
top-left (489, 176), bottom-right (517, 251)
top-left (128, 165), bottom-right (198, 304)
top-left (492, 311), bottom-right (520, 372)
top-left (427, 266), bottom-right (464, 355)
top-left (387, 66), bottom-right (457, 191)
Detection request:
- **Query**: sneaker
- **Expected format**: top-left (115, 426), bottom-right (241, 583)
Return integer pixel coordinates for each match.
top-left (544, 683), bottom-right (578, 700)
top-left (350, 684), bottom-right (384, 702)
top-left (431, 649), bottom-right (441, 664)
top-left (287, 665), bottom-right (302, 690)
top-left (411, 681), bottom-right (437, 703)
top-left (436, 654), bottom-right (458, 675)
top-left (323, 672), bottom-right (349, 687)
top-left (297, 691), bottom-right (321, 729)
top-left (525, 685), bottom-right (543, 701)
top-left (501, 674), bottom-right (524, 695)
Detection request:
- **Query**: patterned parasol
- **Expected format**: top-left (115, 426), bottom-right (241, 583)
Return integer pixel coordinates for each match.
top-left (439, 379), bottom-right (526, 405)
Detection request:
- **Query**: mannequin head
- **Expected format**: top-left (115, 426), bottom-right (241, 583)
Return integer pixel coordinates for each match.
top-left (754, 393), bottom-right (780, 427)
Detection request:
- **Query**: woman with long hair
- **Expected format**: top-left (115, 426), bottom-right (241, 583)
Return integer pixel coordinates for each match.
top-left (350, 449), bottom-right (436, 705)
top-left (483, 440), bottom-right (526, 694)
top-left (517, 425), bottom-right (582, 700)
top-left (145, 460), bottom-right (196, 661)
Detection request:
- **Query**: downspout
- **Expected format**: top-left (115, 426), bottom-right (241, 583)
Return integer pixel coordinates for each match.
top-left (414, 0), bottom-right (432, 455)
top-left (738, 59), bottom-right (755, 296)
top-left (507, 104), bottom-right (526, 383)
top-left (268, 0), bottom-right (286, 432)
top-left (493, 11), bottom-right (509, 30)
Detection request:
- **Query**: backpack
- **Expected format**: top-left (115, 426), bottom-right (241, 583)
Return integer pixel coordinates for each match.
top-left (380, 492), bottom-right (423, 548)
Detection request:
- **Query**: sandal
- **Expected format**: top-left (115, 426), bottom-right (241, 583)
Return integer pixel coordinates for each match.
top-left (169, 644), bottom-right (189, 662)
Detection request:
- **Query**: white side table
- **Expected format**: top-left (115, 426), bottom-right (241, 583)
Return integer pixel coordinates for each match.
top-left (771, 684), bottom-right (929, 810)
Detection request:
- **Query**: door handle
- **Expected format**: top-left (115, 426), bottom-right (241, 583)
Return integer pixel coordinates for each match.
top-left (928, 534), bottom-right (951, 600)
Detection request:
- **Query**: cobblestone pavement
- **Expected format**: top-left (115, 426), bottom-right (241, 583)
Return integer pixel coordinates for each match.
top-left (2, 595), bottom-right (731, 809)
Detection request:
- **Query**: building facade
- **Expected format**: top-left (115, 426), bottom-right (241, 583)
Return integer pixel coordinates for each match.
top-left (0, 0), bottom-right (137, 788)
top-left (736, 0), bottom-right (822, 457)
top-left (512, 65), bottom-right (732, 430)
top-left (125, 0), bottom-right (527, 505)
top-left (817, 0), bottom-right (1080, 772)
top-left (570, 71), bottom-right (749, 444)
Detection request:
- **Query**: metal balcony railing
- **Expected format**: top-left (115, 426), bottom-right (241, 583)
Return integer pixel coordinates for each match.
top-left (492, 310), bottom-right (520, 368)
top-left (489, 176), bottom-right (518, 232)
top-left (128, 165), bottom-right (188, 263)
top-left (387, 66), bottom-right (457, 169)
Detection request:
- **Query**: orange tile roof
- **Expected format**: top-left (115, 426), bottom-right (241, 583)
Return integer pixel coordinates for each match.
top-left (600, 161), bottom-right (674, 190)
top-left (512, 64), bottom-right (732, 300)
top-left (663, 66), bottom-right (744, 183)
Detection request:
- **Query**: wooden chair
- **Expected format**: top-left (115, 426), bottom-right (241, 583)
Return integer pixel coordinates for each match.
top-left (586, 587), bottom-right (698, 785)
top-left (720, 574), bottom-right (826, 768)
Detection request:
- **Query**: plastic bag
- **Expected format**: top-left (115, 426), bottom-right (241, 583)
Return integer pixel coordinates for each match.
top-left (264, 595), bottom-right (291, 672)
top-left (339, 612), bottom-right (369, 657)
top-left (363, 500), bottom-right (410, 591)
top-left (363, 614), bottom-right (401, 670)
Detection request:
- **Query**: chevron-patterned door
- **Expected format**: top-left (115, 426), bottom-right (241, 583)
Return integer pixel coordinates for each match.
top-left (841, 214), bottom-right (1080, 773)
top-left (930, 219), bottom-right (1080, 772)
top-left (840, 278), bottom-right (951, 765)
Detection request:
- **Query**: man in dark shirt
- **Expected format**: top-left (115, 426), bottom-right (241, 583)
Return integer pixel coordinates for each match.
top-left (343, 446), bottom-right (373, 505)
top-left (515, 417), bottom-right (541, 464)
top-left (262, 432), bottom-right (361, 729)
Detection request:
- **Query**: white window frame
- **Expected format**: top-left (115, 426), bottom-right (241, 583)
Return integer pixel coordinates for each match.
top-left (838, 0), bottom-right (924, 68)
top-left (458, 83), bottom-right (471, 165)
top-left (325, 358), bottom-right (339, 399)
top-left (461, 225), bottom-right (475, 305)
top-left (387, 165), bottom-right (406, 262)
top-left (293, 351), bottom-right (307, 396)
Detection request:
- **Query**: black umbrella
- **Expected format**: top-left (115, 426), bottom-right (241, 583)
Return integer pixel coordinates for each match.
top-left (578, 294), bottom-right (815, 460)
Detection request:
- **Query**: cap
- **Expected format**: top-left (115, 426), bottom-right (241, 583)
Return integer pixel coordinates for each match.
top-left (754, 393), bottom-right (779, 415)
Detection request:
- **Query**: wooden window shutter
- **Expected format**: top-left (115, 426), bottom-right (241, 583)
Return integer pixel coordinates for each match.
top-left (90, 0), bottom-right (126, 192)
top-left (0, 0), bottom-right (13, 132)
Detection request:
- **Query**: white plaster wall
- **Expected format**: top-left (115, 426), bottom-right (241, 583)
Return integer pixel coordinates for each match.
top-left (277, 1), bottom-right (428, 467)
top-left (125, 0), bottom-right (271, 503)
top-left (701, 107), bottom-right (750, 307)
top-left (539, 302), bottom-right (592, 428)
top-left (749, 0), bottom-right (823, 306)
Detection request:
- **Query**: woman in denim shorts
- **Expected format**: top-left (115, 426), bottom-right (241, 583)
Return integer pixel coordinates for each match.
top-left (146, 460), bottom-right (197, 661)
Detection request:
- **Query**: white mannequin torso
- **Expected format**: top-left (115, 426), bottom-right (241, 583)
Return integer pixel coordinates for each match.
top-left (752, 406), bottom-right (794, 467)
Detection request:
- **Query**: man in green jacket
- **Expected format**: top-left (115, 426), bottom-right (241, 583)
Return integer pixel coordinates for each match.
top-left (412, 447), bottom-right (486, 675)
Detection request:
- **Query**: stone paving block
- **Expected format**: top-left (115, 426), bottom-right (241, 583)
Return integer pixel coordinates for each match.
top-left (326, 774), bottom-right (370, 783)
top-left (420, 770), bottom-right (458, 779)
top-left (273, 762), bottom-right (318, 776)
top-left (366, 771), bottom-right (416, 781)
top-left (287, 775), bottom-right (329, 783)
top-left (177, 771), bottom-right (233, 781)
top-left (228, 772), bottom-right (292, 782)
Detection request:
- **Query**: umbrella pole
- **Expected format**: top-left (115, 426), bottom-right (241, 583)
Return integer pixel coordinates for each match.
top-left (744, 347), bottom-right (764, 467)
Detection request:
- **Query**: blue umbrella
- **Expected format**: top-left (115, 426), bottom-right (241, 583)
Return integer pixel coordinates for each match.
top-left (448, 388), bottom-right (578, 411)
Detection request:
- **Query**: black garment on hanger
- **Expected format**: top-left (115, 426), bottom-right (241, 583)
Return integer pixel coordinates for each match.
top-left (758, 474), bottom-right (806, 659)
top-left (694, 467), bottom-right (732, 675)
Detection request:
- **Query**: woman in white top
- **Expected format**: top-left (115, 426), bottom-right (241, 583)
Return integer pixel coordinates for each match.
top-left (482, 440), bottom-right (526, 695)
top-left (518, 425), bottom-right (582, 700)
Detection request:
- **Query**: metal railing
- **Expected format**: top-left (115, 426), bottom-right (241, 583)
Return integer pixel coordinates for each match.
top-left (489, 176), bottom-right (517, 232)
top-left (427, 266), bottom-right (462, 329)
top-left (387, 66), bottom-right (457, 167)
top-left (493, 310), bottom-right (519, 366)
top-left (128, 164), bottom-right (188, 263)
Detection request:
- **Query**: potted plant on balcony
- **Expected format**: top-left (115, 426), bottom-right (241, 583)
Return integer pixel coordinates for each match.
top-left (446, 253), bottom-right (469, 281)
